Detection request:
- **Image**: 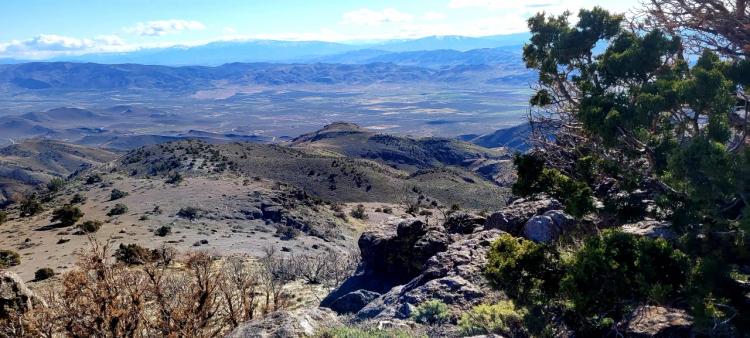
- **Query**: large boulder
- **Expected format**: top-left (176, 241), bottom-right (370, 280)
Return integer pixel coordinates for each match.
top-left (356, 230), bottom-right (504, 320)
top-left (328, 289), bottom-right (381, 314)
top-left (261, 202), bottom-right (286, 222)
top-left (229, 307), bottom-right (341, 338)
top-left (322, 219), bottom-right (449, 310)
top-left (0, 271), bottom-right (44, 318)
top-left (621, 221), bottom-right (676, 241)
top-left (485, 196), bottom-right (562, 234)
top-left (621, 305), bottom-right (693, 337)
top-left (522, 210), bottom-right (575, 243)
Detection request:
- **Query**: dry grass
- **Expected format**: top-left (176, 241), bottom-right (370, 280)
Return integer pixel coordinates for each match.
top-left (0, 237), bottom-right (358, 338)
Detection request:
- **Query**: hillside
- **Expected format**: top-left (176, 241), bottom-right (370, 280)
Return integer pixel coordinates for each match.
top-left (460, 122), bottom-right (532, 151)
top-left (0, 139), bottom-right (117, 204)
top-left (290, 122), bottom-right (515, 185)
top-left (0, 130), bottom-right (511, 281)
top-left (117, 139), bottom-right (509, 210)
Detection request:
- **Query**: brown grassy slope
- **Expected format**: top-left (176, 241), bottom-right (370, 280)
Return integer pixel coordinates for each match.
top-left (0, 139), bottom-right (118, 203)
top-left (117, 139), bottom-right (509, 210)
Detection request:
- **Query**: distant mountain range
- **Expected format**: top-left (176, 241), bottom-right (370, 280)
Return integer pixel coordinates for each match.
top-left (0, 34), bottom-right (531, 66)
top-left (0, 57), bottom-right (533, 92)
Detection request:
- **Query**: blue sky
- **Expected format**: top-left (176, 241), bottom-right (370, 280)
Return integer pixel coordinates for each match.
top-left (0, 0), bottom-right (639, 59)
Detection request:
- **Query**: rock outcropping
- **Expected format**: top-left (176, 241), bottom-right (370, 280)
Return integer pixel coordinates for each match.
top-left (0, 271), bottom-right (44, 318)
top-left (229, 307), bottom-right (341, 338)
top-left (322, 196), bottom-right (569, 320)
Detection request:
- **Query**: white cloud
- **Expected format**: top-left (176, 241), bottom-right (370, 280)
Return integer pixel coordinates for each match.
top-left (449, 0), bottom-right (541, 9)
top-left (421, 11), bottom-right (446, 20)
top-left (126, 19), bottom-right (205, 36)
top-left (449, 0), bottom-right (580, 14)
top-left (342, 8), bottom-right (413, 26)
top-left (0, 34), bottom-right (131, 58)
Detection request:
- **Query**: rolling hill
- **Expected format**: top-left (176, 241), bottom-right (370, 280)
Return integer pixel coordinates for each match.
top-left (0, 139), bottom-right (117, 204)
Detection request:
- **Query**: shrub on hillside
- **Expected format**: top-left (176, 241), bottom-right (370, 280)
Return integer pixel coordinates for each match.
top-left (484, 233), bottom-right (561, 302)
top-left (411, 299), bottom-right (450, 324)
top-left (561, 231), bottom-right (690, 330)
top-left (458, 301), bottom-right (528, 336)
top-left (85, 174), bottom-right (102, 185)
top-left (19, 195), bottom-right (43, 217)
top-left (0, 211), bottom-right (6, 225)
top-left (511, 153), bottom-right (594, 218)
top-left (154, 225), bottom-right (172, 237)
top-left (177, 206), bottom-right (200, 220)
top-left (276, 225), bottom-right (300, 240)
top-left (107, 203), bottom-right (128, 216)
top-left (0, 250), bottom-right (20, 268)
top-left (70, 193), bottom-right (87, 204)
top-left (166, 172), bottom-right (183, 184)
top-left (349, 204), bottom-right (368, 220)
top-left (318, 327), bottom-right (417, 338)
top-left (115, 243), bottom-right (154, 265)
top-left (47, 177), bottom-right (65, 193)
top-left (34, 268), bottom-right (55, 281)
top-left (78, 220), bottom-right (102, 233)
top-left (51, 205), bottom-right (84, 227)
top-left (110, 189), bottom-right (128, 201)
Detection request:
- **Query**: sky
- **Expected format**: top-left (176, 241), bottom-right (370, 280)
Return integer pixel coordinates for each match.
top-left (0, 0), bottom-right (639, 59)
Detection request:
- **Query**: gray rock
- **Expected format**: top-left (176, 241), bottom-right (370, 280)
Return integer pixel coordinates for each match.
top-left (241, 206), bottom-right (264, 220)
top-left (521, 210), bottom-right (576, 243)
top-left (520, 210), bottom-right (575, 243)
top-left (622, 305), bottom-right (692, 337)
top-left (522, 215), bottom-right (558, 243)
top-left (444, 212), bottom-right (485, 234)
top-left (0, 271), bottom-right (44, 318)
top-left (543, 210), bottom-right (575, 230)
top-left (356, 230), bottom-right (504, 320)
top-left (328, 289), bottom-right (381, 314)
top-left (261, 203), bottom-right (285, 222)
top-left (229, 307), bottom-right (341, 338)
top-left (322, 218), bottom-right (439, 309)
top-left (621, 221), bottom-right (676, 241)
top-left (485, 196), bottom-right (562, 234)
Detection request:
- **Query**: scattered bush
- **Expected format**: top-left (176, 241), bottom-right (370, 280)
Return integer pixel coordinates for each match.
top-left (114, 243), bottom-right (155, 265)
top-left (20, 195), bottom-right (43, 217)
top-left (458, 301), bottom-right (527, 336)
top-left (78, 220), bottom-right (102, 233)
top-left (110, 189), bottom-right (128, 201)
top-left (511, 153), bottom-right (594, 218)
top-left (411, 299), bottom-right (450, 324)
top-left (318, 327), bottom-right (418, 338)
top-left (51, 205), bottom-right (84, 227)
top-left (177, 206), bottom-right (200, 220)
top-left (0, 211), bottom-right (6, 225)
top-left (349, 204), bottom-right (368, 220)
top-left (47, 177), bottom-right (65, 193)
top-left (34, 268), bottom-right (55, 281)
top-left (154, 225), bottom-right (172, 237)
top-left (166, 172), bottom-right (183, 184)
top-left (85, 174), bottom-right (102, 185)
top-left (484, 233), bottom-right (561, 302)
top-left (70, 193), bottom-right (87, 204)
top-left (561, 231), bottom-right (690, 329)
top-left (276, 225), bottom-right (300, 240)
top-left (381, 206), bottom-right (393, 214)
top-left (107, 203), bottom-right (128, 216)
top-left (0, 250), bottom-right (21, 268)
